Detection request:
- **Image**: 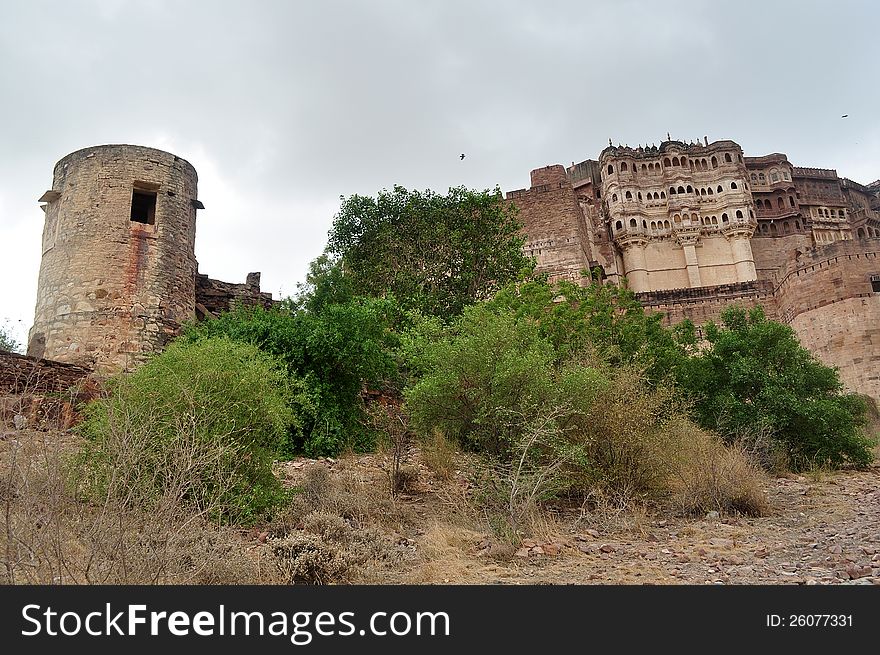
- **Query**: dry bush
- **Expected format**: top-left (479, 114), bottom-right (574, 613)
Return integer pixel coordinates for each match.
top-left (561, 367), bottom-right (683, 503)
top-left (669, 420), bottom-right (769, 517)
top-left (470, 409), bottom-right (566, 544)
top-left (420, 429), bottom-right (457, 481)
top-left (1, 430), bottom-right (282, 584)
top-left (271, 532), bottom-right (353, 585)
top-left (279, 462), bottom-right (413, 533)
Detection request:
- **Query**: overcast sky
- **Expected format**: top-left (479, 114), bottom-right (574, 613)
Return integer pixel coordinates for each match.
top-left (1, 0), bottom-right (878, 347)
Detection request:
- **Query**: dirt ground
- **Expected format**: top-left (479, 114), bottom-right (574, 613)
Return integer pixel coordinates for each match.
top-left (275, 450), bottom-right (880, 586)
top-left (3, 428), bottom-right (878, 585)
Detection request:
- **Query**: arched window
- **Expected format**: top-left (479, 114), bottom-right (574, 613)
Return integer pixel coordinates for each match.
top-left (722, 214), bottom-right (729, 224)
top-left (730, 182), bottom-right (738, 190)
top-left (664, 220), bottom-right (670, 229)
top-left (642, 164), bottom-right (647, 173)
top-left (783, 170), bottom-right (790, 180)
top-left (672, 157), bottom-right (679, 166)
top-left (839, 209), bottom-right (846, 218)
top-left (751, 173), bottom-right (757, 182)
top-left (621, 162), bottom-right (628, 172)
top-left (608, 164), bottom-right (614, 174)
top-left (784, 221), bottom-right (792, 234)
top-left (626, 191), bottom-right (633, 200)
top-left (674, 214), bottom-right (681, 223)
top-left (789, 196), bottom-right (795, 207)
top-left (660, 191), bottom-right (666, 199)
top-left (707, 187), bottom-right (714, 195)
top-left (711, 156), bottom-right (718, 168)
top-left (677, 186), bottom-right (685, 194)
top-left (777, 197), bottom-right (784, 209)
top-left (616, 220), bottom-right (623, 231)
top-left (736, 210), bottom-right (743, 219)
top-left (700, 188), bottom-right (706, 196)
top-left (686, 185), bottom-right (693, 193)
top-left (857, 227), bottom-right (866, 239)
top-left (664, 157), bottom-right (671, 167)
top-left (795, 220), bottom-right (801, 230)
top-left (770, 223), bottom-right (778, 236)
top-left (760, 224), bottom-right (768, 234)
top-left (669, 187), bottom-right (676, 195)
top-left (702, 159), bottom-right (708, 169)
top-left (629, 218), bottom-right (637, 228)
top-left (717, 185), bottom-right (723, 193)
top-left (642, 220), bottom-right (647, 228)
top-left (725, 153), bottom-right (732, 163)
top-left (638, 192), bottom-right (643, 201)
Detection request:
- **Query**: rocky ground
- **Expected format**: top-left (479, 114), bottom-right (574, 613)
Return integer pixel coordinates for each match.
top-left (278, 454), bottom-right (880, 585)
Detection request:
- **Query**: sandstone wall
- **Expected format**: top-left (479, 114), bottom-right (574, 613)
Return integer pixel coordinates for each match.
top-left (507, 177), bottom-right (591, 284)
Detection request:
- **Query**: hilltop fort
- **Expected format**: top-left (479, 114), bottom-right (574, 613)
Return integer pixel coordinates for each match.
top-left (13, 140), bottom-right (880, 403)
top-left (507, 136), bottom-right (880, 400)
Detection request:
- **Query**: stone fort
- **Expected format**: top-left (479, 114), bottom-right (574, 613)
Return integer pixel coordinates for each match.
top-left (507, 136), bottom-right (880, 401)
top-left (13, 140), bottom-right (880, 404)
top-left (26, 144), bottom-right (273, 374)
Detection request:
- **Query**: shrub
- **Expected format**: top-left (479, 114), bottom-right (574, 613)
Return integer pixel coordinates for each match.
top-left (405, 305), bottom-right (557, 456)
top-left (556, 366), bottom-right (684, 502)
top-left (669, 420), bottom-right (769, 517)
top-left (271, 532), bottom-right (352, 585)
top-left (184, 300), bottom-right (400, 457)
top-left (679, 306), bottom-right (874, 470)
top-left (74, 338), bottom-right (296, 524)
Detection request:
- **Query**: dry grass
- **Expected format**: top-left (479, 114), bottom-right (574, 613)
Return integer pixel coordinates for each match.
top-left (420, 429), bottom-right (457, 481)
top-left (669, 421), bottom-right (769, 517)
top-left (1, 430), bottom-right (282, 584)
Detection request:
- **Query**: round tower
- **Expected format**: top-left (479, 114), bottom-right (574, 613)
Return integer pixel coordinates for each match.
top-left (28, 145), bottom-right (202, 373)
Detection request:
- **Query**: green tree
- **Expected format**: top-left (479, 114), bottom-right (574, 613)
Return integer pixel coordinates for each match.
top-left (184, 299), bottom-right (400, 457)
top-left (678, 306), bottom-right (874, 470)
top-left (486, 275), bottom-right (693, 383)
top-left (326, 185), bottom-right (534, 317)
top-left (0, 320), bottom-right (21, 353)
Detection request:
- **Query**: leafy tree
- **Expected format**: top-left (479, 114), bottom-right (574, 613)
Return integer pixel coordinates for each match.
top-left (0, 320), bottom-right (21, 353)
top-left (486, 275), bottom-right (693, 383)
top-left (326, 185), bottom-right (534, 317)
top-left (678, 306), bottom-right (874, 470)
top-left (184, 299), bottom-right (400, 457)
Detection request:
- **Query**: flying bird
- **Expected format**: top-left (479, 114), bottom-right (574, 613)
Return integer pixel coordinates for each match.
top-left (460, 153), bottom-right (465, 160)
top-left (841, 114), bottom-right (848, 118)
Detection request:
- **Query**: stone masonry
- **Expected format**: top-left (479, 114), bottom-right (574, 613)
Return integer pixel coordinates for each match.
top-left (27, 144), bottom-right (272, 374)
top-left (509, 137), bottom-right (880, 401)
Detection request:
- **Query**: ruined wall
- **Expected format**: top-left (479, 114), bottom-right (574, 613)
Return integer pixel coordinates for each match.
top-left (0, 351), bottom-right (91, 395)
top-left (28, 145), bottom-right (200, 374)
top-left (195, 271), bottom-right (276, 318)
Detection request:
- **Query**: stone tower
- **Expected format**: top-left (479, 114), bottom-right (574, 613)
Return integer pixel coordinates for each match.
top-left (28, 145), bottom-right (202, 373)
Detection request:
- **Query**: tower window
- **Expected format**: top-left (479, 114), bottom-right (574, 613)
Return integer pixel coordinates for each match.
top-left (872, 275), bottom-right (880, 293)
top-left (131, 190), bottom-right (157, 225)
